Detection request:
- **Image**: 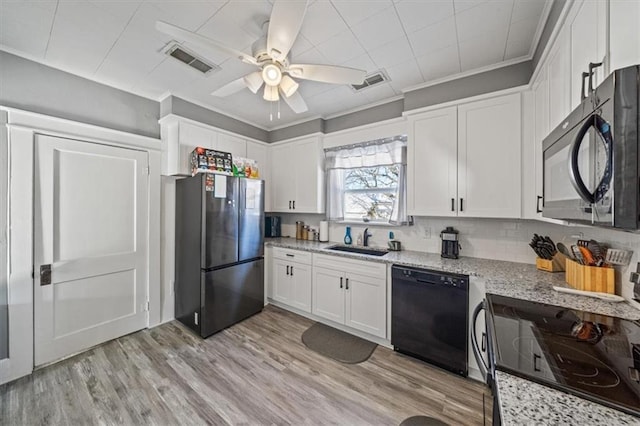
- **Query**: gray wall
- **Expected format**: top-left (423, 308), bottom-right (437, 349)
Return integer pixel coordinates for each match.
top-left (404, 61), bottom-right (533, 111)
top-left (0, 110), bottom-right (7, 360)
top-left (163, 96), bottom-right (269, 142)
top-left (268, 118), bottom-right (324, 142)
top-left (0, 51), bottom-right (159, 138)
top-left (533, 0), bottom-right (568, 69)
top-left (324, 99), bottom-right (404, 134)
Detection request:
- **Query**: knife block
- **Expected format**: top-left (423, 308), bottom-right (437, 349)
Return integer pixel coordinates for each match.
top-left (565, 258), bottom-right (615, 294)
top-left (536, 253), bottom-right (567, 272)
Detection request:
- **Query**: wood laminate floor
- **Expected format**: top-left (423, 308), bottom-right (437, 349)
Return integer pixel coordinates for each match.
top-left (1, 305), bottom-right (492, 425)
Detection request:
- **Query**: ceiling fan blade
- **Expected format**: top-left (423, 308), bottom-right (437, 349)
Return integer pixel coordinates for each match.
top-left (286, 64), bottom-right (366, 85)
top-left (156, 21), bottom-right (258, 65)
top-left (267, 0), bottom-right (308, 62)
top-left (211, 77), bottom-right (248, 97)
top-left (280, 89), bottom-right (308, 114)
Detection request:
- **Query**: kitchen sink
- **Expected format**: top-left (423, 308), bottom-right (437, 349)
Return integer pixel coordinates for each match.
top-left (327, 245), bottom-right (388, 256)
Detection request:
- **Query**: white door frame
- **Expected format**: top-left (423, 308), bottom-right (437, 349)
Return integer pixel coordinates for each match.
top-left (0, 106), bottom-right (161, 384)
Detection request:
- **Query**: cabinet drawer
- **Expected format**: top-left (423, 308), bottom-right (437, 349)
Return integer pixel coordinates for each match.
top-left (272, 247), bottom-right (312, 265)
top-left (313, 253), bottom-right (386, 278)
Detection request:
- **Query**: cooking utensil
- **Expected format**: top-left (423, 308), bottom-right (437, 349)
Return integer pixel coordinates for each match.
top-left (578, 246), bottom-right (596, 266)
top-left (571, 245), bottom-right (585, 265)
top-left (587, 240), bottom-right (606, 266)
top-left (553, 286), bottom-right (625, 302)
top-left (557, 242), bottom-right (573, 260)
top-left (605, 249), bottom-right (633, 266)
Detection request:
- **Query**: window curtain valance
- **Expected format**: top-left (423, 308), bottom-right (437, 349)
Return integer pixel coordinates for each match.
top-left (324, 135), bottom-right (407, 169)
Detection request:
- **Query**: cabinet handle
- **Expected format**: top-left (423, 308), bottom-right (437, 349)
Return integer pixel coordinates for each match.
top-left (345, 278), bottom-right (349, 290)
top-left (451, 198), bottom-right (455, 212)
top-left (580, 71), bottom-right (590, 101)
top-left (533, 353), bottom-right (541, 372)
top-left (481, 332), bottom-right (487, 352)
top-left (588, 62), bottom-right (603, 93)
top-left (460, 198), bottom-right (464, 212)
top-left (340, 277), bottom-right (343, 289)
top-left (286, 265), bottom-right (289, 275)
top-left (289, 200), bottom-right (292, 209)
top-left (286, 254), bottom-right (294, 257)
top-left (290, 266), bottom-right (294, 276)
top-left (536, 195), bottom-right (543, 213)
top-left (292, 200), bottom-right (295, 209)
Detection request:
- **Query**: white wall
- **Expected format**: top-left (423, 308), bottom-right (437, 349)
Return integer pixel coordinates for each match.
top-left (279, 214), bottom-right (640, 302)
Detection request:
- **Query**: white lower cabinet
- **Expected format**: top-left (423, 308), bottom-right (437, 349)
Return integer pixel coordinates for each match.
top-left (271, 248), bottom-right (312, 313)
top-left (312, 254), bottom-right (386, 339)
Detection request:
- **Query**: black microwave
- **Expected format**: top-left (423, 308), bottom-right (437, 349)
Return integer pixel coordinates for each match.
top-left (542, 65), bottom-right (639, 230)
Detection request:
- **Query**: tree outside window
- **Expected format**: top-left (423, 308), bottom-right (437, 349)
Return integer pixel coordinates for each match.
top-left (343, 165), bottom-right (399, 222)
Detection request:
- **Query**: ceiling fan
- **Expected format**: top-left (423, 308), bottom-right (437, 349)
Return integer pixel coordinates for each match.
top-left (156, 0), bottom-right (367, 115)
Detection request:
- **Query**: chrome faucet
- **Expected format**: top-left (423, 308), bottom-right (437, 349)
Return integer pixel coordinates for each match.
top-left (363, 228), bottom-right (372, 247)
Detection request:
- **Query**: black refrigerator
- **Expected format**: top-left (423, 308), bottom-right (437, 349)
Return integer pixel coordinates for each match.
top-left (175, 174), bottom-right (265, 337)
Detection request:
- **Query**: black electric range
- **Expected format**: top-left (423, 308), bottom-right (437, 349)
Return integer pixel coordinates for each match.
top-left (487, 294), bottom-right (640, 418)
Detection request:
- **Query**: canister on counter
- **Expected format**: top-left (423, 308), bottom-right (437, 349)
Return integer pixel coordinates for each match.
top-left (296, 221), bottom-right (304, 240)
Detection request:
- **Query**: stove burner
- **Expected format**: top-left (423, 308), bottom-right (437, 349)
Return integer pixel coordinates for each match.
top-left (511, 337), bottom-right (621, 388)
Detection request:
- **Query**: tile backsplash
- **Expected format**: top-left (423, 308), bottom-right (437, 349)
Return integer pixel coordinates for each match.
top-left (276, 213), bottom-right (640, 302)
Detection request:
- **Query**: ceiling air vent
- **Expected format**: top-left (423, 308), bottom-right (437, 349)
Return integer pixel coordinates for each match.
top-left (166, 44), bottom-right (219, 75)
top-left (351, 70), bottom-right (389, 91)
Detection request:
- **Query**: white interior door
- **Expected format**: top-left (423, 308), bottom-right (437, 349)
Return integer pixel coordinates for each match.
top-left (34, 134), bottom-right (149, 366)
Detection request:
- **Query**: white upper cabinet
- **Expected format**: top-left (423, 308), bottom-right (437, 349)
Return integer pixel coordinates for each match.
top-left (609, 0), bottom-right (640, 71)
top-left (531, 69), bottom-right (549, 218)
top-left (458, 93), bottom-right (522, 218)
top-left (547, 28), bottom-right (571, 131)
top-left (247, 141), bottom-right (270, 212)
top-left (408, 93), bottom-right (522, 219)
top-left (408, 107), bottom-right (458, 217)
top-left (217, 132), bottom-right (247, 159)
top-left (569, 0), bottom-right (607, 110)
top-left (269, 135), bottom-right (325, 213)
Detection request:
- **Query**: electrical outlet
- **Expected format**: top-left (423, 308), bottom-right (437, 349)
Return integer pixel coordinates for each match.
top-left (424, 227), bottom-right (432, 239)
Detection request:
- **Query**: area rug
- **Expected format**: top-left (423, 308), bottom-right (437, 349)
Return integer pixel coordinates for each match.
top-left (399, 415), bottom-right (449, 426)
top-left (301, 322), bottom-right (377, 364)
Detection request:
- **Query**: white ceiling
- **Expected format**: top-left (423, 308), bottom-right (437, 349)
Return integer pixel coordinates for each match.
top-left (0, 0), bottom-right (551, 130)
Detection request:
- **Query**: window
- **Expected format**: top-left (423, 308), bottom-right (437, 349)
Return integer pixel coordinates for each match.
top-left (343, 165), bottom-right (399, 222)
top-left (325, 136), bottom-right (410, 225)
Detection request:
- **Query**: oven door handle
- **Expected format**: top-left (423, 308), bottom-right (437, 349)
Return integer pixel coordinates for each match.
top-left (471, 301), bottom-right (489, 382)
top-left (568, 113), bottom-right (613, 204)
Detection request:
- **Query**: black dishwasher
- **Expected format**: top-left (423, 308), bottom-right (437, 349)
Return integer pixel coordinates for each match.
top-left (391, 265), bottom-right (469, 376)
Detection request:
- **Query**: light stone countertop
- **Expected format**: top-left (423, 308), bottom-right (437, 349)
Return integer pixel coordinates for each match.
top-left (265, 237), bottom-right (640, 425)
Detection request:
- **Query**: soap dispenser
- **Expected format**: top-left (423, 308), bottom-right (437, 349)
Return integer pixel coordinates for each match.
top-left (344, 226), bottom-right (353, 245)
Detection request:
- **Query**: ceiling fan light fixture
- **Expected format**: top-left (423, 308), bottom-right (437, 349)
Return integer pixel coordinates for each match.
top-left (244, 71), bottom-right (264, 94)
top-left (279, 75), bottom-right (299, 97)
top-left (262, 63), bottom-right (282, 86)
top-left (263, 85), bottom-right (280, 101)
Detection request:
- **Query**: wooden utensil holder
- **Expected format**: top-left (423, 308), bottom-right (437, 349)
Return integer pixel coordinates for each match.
top-left (536, 253), bottom-right (567, 272)
top-left (565, 258), bottom-right (615, 294)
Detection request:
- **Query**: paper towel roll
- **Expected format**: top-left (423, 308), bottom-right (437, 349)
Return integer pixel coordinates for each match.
top-left (319, 221), bottom-right (329, 242)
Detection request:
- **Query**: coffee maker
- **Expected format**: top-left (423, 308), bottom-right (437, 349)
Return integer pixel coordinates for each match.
top-left (440, 226), bottom-right (461, 259)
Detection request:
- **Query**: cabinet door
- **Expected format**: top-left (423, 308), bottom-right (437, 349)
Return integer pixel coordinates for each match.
top-left (292, 138), bottom-right (324, 213)
top-left (409, 107), bottom-right (458, 216)
top-left (570, 0), bottom-right (605, 110)
top-left (312, 267), bottom-right (345, 324)
top-left (272, 259), bottom-right (292, 304)
top-left (290, 262), bottom-right (312, 313)
top-left (609, 0), bottom-right (640, 72)
top-left (548, 30), bottom-right (571, 130)
top-left (269, 144), bottom-right (296, 212)
top-left (457, 93), bottom-right (522, 218)
top-left (532, 70), bottom-right (549, 218)
top-left (217, 133), bottom-right (247, 159)
top-left (344, 272), bottom-right (386, 338)
top-left (247, 141), bottom-right (270, 212)
top-left (178, 122), bottom-right (217, 175)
